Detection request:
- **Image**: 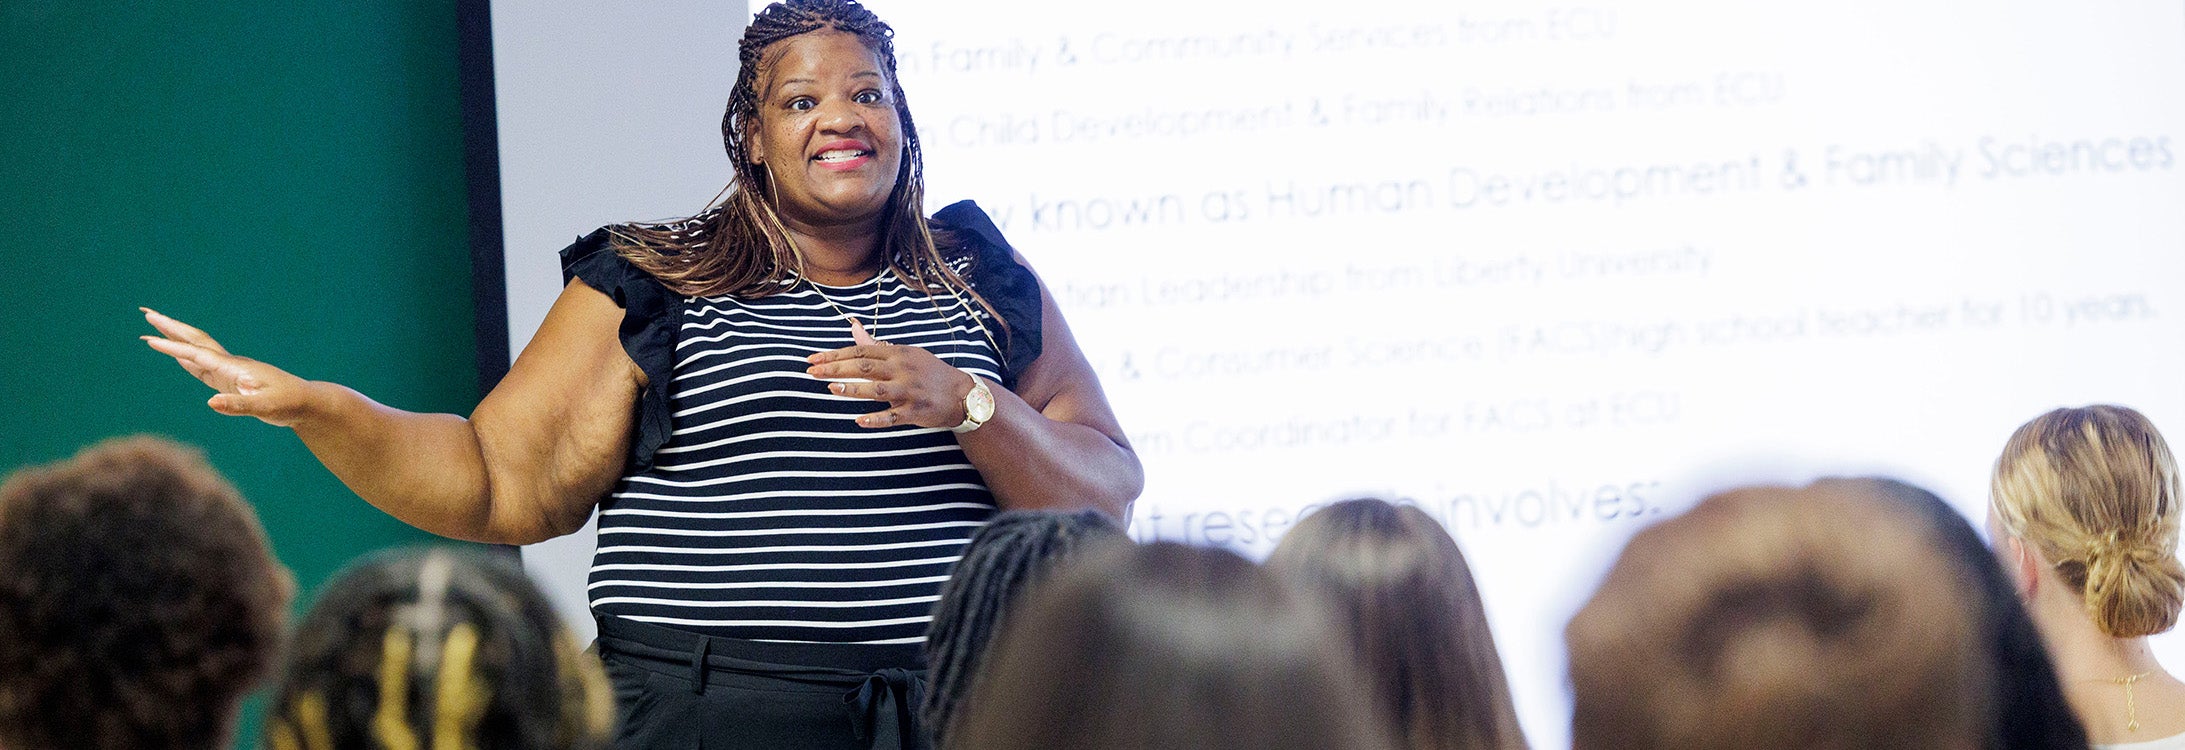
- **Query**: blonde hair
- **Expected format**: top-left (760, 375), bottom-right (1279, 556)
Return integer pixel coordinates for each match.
top-left (1566, 481), bottom-right (1987, 750)
top-left (1990, 404), bottom-right (2185, 638)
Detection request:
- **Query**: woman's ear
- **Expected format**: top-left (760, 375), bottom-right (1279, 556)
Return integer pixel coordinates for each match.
top-left (2003, 534), bottom-right (2042, 600)
top-left (1986, 507), bottom-right (2040, 599)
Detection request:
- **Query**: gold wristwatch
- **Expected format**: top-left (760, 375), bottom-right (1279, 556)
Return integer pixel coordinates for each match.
top-left (951, 375), bottom-right (995, 434)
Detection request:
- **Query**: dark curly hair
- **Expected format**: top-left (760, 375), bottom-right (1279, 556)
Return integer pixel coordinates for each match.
top-left (921, 510), bottom-right (1125, 747)
top-left (608, 0), bottom-right (1009, 342)
top-left (0, 435), bottom-right (292, 750)
top-left (261, 547), bottom-right (615, 750)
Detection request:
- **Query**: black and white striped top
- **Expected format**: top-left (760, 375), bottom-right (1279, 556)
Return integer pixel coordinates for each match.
top-left (586, 269), bottom-right (1005, 644)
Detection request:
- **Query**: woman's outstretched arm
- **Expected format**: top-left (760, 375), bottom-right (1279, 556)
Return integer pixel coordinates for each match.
top-left (142, 278), bottom-right (643, 544)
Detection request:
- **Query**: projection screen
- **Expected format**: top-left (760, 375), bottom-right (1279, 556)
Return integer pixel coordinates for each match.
top-left (486, 3), bottom-right (2185, 746)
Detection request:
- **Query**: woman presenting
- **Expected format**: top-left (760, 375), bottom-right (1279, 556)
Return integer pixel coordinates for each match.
top-left (142, 1), bottom-right (1142, 747)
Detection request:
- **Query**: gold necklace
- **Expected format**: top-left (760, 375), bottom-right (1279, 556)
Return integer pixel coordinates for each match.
top-left (2095, 671), bottom-right (2155, 732)
top-left (802, 261), bottom-right (1004, 366)
top-left (804, 275), bottom-right (881, 342)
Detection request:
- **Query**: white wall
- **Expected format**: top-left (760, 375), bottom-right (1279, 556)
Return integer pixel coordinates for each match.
top-left (491, 0), bottom-right (749, 640)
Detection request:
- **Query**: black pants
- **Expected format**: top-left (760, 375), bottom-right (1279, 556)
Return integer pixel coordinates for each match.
top-left (594, 615), bottom-right (930, 750)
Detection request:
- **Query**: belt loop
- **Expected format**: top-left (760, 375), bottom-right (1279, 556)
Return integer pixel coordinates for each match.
top-left (690, 637), bottom-right (711, 695)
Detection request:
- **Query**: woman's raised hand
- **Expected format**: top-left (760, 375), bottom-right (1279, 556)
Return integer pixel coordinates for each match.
top-left (140, 308), bottom-right (318, 427)
top-left (806, 318), bottom-right (975, 430)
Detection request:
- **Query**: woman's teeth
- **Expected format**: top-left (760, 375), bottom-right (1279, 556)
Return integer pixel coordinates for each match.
top-left (815, 150), bottom-right (868, 163)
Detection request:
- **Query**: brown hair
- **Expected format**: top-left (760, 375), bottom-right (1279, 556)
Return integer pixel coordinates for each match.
top-left (609, 0), bottom-right (1007, 339)
top-left (951, 542), bottom-right (1396, 750)
top-left (0, 436), bottom-right (292, 750)
top-left (1990, 404), bottom-right (2185, 638)
top-left (262, 547), bottom-right (615, 750)
top-left (1266, 499), bottom-right (1528, 750)
top-left (1566, 481), bottom-right (1988, 750)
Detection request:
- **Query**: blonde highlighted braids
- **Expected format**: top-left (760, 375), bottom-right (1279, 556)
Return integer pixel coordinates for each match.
top-left (263, 549), bottom-right (614, 750)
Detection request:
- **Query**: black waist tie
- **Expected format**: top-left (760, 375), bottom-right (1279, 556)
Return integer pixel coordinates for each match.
top-left (594, 614), bottom-right (928, 750)
top-left (845, 668), bottom-right (924, 749)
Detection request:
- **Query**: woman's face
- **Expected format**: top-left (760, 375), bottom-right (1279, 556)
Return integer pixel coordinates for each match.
top-left (748, 30), bottom-right (904, 229)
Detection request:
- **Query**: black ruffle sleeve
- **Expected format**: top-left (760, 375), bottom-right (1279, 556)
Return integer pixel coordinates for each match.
top-left (558, 227), bottom-right (678, 472)
top-left (931, 200), bottom-right (1045, 389)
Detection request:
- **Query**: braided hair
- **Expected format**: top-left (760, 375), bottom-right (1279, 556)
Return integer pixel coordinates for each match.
top-left (921, 510), bottom-right (1125, 748)
top-left (611, 0), bottom-right (1009, 341)
top-left (261, 548), bottom-right (614, 750)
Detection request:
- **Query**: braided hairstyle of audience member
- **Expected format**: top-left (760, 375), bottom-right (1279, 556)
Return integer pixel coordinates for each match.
top-left (262, 548), bottom-right (614, 750)
top-left (607, 0), bottom-right (1007, 340)
top-left (921, 510), bottom-right (1125, 747)
top-left (1267, 499), bottom-right (1529, 750)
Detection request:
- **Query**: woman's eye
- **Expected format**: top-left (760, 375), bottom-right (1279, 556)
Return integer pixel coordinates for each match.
top-left (788, 98), bottom-right (816, 111)
top-left (854, 90), bottom-right (884, 105)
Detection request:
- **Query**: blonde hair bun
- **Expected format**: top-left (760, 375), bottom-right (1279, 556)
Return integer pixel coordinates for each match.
top-left (1991, 405), bottom-right (2185, 638)
top-left (2079, 529), bottom-right (2185, 638)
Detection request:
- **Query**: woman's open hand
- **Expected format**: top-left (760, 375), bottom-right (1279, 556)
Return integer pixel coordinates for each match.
top-left (806, 319), bottom-right (975, 430)
top-left (140, 308), bottom-right (318, 427)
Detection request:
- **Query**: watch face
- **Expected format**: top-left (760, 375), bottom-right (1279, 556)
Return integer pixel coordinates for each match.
top-left (967, 381), bottom-right (996, 422)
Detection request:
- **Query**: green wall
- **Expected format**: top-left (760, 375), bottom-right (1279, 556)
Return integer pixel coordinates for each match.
top-left (1, 2), bottom-right (479, 746)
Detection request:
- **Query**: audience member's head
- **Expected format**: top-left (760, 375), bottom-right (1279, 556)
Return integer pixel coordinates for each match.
top-left (0, 436), bottom-right (293, 750)
top-left (922, 510), bottom-right (1126, 748)
top-left (1989, 404), bottom-right (2184, 640)
top-left (262, 547), bottom-right (615, 750)
top-left (1266, 498), bottom-right (1528, 750)
top-left (1843, 477), bottom-right (2088, 749)
top-left (952, 541), bottom-right (1395, 750)
top-left (1567, 480), bottom-right (1988, 750)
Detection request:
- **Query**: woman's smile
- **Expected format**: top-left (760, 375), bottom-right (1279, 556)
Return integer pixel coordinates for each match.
top-left (812, 138), bottom-right (876, 171)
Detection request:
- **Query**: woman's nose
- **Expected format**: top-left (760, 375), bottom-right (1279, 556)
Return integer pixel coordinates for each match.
top-left (815, 97), bottom-right (865, 133)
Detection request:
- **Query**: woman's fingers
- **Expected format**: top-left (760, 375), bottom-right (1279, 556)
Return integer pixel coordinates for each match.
top-left (143, 335), bottom-right (251, 390)
top-left (208, 393), bottom-right (255, 416)
top-left (207, 391), bottom-right (299, 425)
top-left (168, 352), bottom-right (213, 381)
top-left (855, 408), bottom-right (906, 429)
top-left (141, 308), bottom-right (232, 355)
top-left (140, 313), bottom-right (309, 426)
top-left (806, 356), bottom-right (892, 380)
top-left (829, 377), bottom-right (948, 429)
top-left (806, 344), bottom-right (892, 366)
top-left (847, 318), bottom-right (881, 347)
top-left (143, 336), bottom-right (240, 390)
top-left (828, 380), bottom-right (912, 403)
top-left (807, 342), bottom-right (971, 429)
